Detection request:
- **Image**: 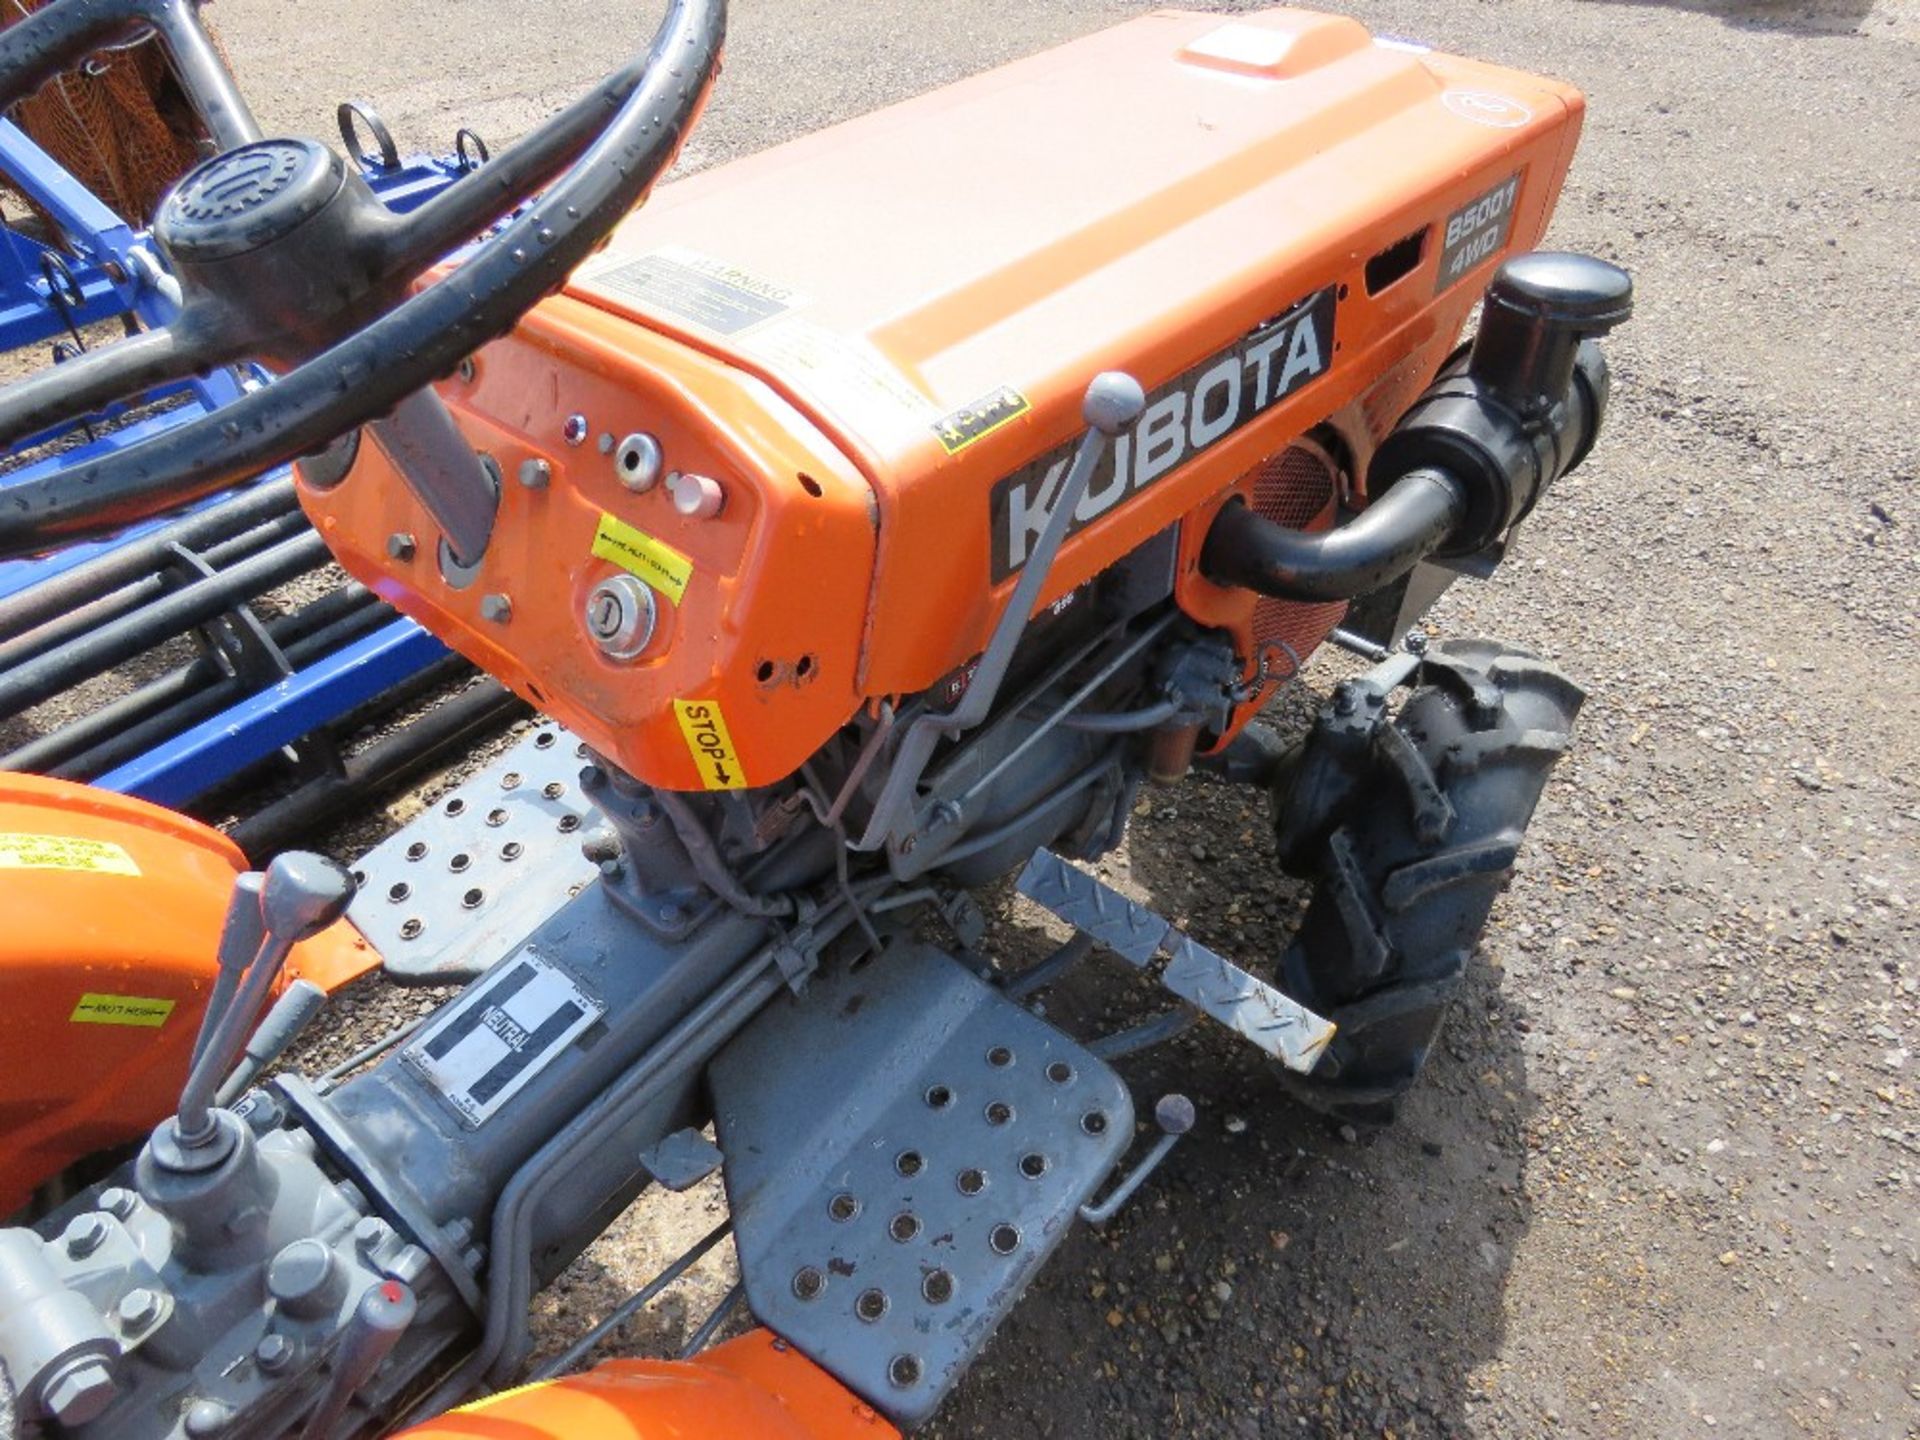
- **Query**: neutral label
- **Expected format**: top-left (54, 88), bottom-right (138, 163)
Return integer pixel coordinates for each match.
top-left (591, 513), bottom-right (693, 605)
top-left (71, 993), bottom-right (175, 1027)
top-left (933, 385), bottom-right (1031, 455)
top-left (673, 699), bottom-right (747, 791)
top-left (0, 833), bottom-right (140, 875)
top-left (403, 948), bottom-right (604, 1127)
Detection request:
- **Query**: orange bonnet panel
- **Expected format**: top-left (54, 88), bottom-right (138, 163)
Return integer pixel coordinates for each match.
top-left (301, 7), bottom-right (1584, 791)
top-left (396, 1331), bottom-right (897, 1440)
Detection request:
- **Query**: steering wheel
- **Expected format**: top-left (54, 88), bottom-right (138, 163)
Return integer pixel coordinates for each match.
top-left (0, 0), bottom-right (724, 564)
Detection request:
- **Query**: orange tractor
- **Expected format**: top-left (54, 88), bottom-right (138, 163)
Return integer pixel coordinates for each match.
top-left (0, 0), bottom-right (1629, 1434)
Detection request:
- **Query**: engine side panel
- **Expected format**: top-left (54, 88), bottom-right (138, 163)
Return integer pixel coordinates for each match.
top-left (570, 7), bottom-right (1585, 695)
top-left (300, 7), bottom-right (1584, 792)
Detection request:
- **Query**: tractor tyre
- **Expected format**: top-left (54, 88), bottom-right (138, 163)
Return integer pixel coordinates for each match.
top-left (1270, 639), bottom-right (1585, 1123)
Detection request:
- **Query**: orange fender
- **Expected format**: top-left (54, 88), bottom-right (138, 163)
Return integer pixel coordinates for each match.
top-left (400, 1331), bottom-right (897, 1440)
top-left (0, 774), bottom-right (378, 1214)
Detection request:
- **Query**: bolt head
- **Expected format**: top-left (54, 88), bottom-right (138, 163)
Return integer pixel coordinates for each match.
top-left (517, 458), bottom-right (551, 489)
top-left (386, 531), bottom-right (416, 561)
top-left (98, 1186), bottom-right (137, 1219)
top-left (183, 1397), bottom-right (232, 1437)
top-left (1154, 1093), bottom-right (1197, 1136)
top-left (268, 1239), bottom-right (338, 1311)
top-left (118, 1287), bottom-right (164, 1330)
top-left (255, 1332), bottom-right (294, 1373)
top-left (479, 593), bottom-right (513, 625)
top-left (64, 1213), bottom-right (109, 1259)
top-left (43, 1358), bottom-right (116, 1426)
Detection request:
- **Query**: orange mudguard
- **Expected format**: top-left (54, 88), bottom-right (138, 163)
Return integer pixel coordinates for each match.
top-left (0, 774), bottom-right (378, 1213)
top-left (399, 1331), bottom-right (897, 1440)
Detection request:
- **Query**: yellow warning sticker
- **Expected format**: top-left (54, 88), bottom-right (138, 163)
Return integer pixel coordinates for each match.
top-left (71, 993), bottom-right (175, 1028)
top-left (0, 833), bottom-right (140, 876)
top-left (673, 699), bottom-right (747, 791)
top-left (932, 384), bottom-right (1030, 455)
top-left (591, 513), bottom-right (693, 605)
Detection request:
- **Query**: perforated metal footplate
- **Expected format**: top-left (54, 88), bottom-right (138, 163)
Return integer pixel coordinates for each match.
top-left (348, 722), bottom-right (599, 980)
top-left (710, 941), bottom-right (1133, 1426)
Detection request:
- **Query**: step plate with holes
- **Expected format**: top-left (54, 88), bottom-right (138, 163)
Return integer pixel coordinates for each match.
top-left (347, 722), bottom-right (600, 981)
top-left (710, 941), bottom-right (1132, 1426)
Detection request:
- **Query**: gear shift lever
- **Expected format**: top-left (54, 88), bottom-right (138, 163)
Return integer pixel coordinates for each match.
top-left (171, 852), bottom-right (354, 1154)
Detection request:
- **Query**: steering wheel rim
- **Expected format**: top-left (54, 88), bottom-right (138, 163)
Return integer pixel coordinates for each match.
top-left (0, 0), bottom-right (725, 561)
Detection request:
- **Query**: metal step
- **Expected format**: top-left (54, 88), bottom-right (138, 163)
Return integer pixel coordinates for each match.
top-left (710, 940), bottom-right (1133, 1427)
top-left (346, 722), bottom-right (599, 981)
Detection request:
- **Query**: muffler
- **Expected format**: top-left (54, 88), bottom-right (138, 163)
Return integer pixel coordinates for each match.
top-left (1201, 252), bottom-right (1632, 603)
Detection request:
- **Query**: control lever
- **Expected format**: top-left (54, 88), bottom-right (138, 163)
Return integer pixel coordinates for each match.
top-left (215, 978), bottom-right (329, 1106)
top-left (1078, 1093), bottom-right (1195, 1226)
top-left (188, 871), bottom-right (265, 1070)
top-left (855, 372), bottom-right (1147, 855)
top-left (173, 853), bottom-right (354, 1152)
top-left (299, 1279), bottom-right (417, 1440)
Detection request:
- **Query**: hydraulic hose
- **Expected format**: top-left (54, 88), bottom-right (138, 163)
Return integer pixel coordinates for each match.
top-left (1198, 466), bottom-right (1468, 603)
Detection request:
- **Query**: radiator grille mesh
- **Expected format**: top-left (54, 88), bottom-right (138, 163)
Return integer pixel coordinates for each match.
top-left (1246, 442), bottom-right (1349, 668)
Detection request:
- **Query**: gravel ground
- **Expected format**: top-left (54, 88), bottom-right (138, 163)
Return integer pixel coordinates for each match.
top-left (174, 0), bottom-right (1920, 1435)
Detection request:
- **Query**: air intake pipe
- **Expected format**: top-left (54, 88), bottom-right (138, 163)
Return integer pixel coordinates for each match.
top-left (1201, 252), bottom-right (1632, 603)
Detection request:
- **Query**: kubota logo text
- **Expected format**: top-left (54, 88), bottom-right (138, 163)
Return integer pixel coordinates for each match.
top-left (988, 287), bottom-right (1335, 579)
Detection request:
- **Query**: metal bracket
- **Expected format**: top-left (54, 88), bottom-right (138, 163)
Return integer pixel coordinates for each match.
top-left (1015, 849), bottom-right (1337, 1073)
top-left (1079, 1093), bottom-right (1195, 1226)
top-left (637, 1128), bottom-right (724, 1193)
top-left (769, 897), bottom-right (824, 994)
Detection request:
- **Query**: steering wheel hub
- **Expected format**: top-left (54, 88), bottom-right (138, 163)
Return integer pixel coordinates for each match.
top-left (0, 0), bottom-right (725, 563)
top-left (158, 138), bottom-right (346, 262)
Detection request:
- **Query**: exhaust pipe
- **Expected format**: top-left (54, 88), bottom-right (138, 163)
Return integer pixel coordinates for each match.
top-left (1201, 466), bottom-right (1467, 603)
top-left (1201, 252), bottom-right (1632, 603)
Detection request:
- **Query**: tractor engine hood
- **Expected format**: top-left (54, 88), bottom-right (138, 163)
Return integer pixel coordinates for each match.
top-left (303, 7), bottom-right (1586, 794)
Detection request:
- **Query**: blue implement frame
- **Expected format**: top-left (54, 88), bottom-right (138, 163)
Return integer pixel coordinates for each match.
top-left (0, 115), bottom-right (482, 809)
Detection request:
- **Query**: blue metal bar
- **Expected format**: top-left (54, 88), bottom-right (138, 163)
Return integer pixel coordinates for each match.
top-left (0, 119), bottom-right (138, 266)
top-left (93, 621), bottom-right (450, 807)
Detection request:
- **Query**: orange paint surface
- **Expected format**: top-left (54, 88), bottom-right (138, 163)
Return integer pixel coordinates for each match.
top-left (396, 1331), bottom-right (897, 1440)
top-left (301, 8), bottom-right (1583, 788)
top-left (0, 774), bottom-right (376, 1211)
